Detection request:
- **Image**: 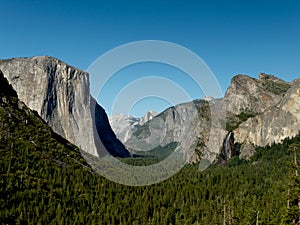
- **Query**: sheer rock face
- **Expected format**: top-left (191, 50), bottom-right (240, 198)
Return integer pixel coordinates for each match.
top-left (1, 56), bottom-right (297, 162)
top-left (122, 73), bottom-right (292, 162)
top-left (224, 73), bottom-right (287, 116)
top-left (91, 97), bottom-right (130, 157)
top-left (0, 56), bottom-right (130, 157)
top-left (235, 78), bottom-right (300, 154)
top-left (0, 56), bottom-right (96, 155)
top-left (123, 99), bottom-right (224, 162)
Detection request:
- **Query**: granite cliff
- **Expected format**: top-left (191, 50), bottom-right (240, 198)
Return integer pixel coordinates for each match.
top-left (1, 56), bottom-right (297, 162)
top-left (224, 73), bottom-right (288, 116)
top-left (123, 98), bottom-right (221, 162)
top-left (118, 73), bottom-right (294, 162)
top-left (235, 77), bottom-right (300, 158)
top-left (0, 56), bottom-right (129, 157)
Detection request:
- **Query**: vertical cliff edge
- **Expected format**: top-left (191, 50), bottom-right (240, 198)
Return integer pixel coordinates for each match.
top-left (0, 56), bottom-right (130, 157)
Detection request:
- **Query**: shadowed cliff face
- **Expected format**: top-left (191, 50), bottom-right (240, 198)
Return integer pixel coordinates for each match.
top-left (90, 97), bottom-right (130, 157)
top-left (218, 131), bottom-right (235, 162)
top-left (0, 70), bottom-right (17, 98)
top-left (0, 56), bottom-right (130, 158)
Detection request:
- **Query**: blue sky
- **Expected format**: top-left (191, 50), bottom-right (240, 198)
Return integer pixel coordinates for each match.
top-left (1, 0), bottom-right (300, 117)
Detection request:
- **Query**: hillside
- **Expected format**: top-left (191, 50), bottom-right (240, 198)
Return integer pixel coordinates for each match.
top-left (0, 70), bottom-right (94, 223)
top-left (1, 69), bottom-right (300, 224)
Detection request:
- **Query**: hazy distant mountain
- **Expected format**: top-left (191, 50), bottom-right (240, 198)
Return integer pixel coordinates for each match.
top-left (109, 111), bottom-right (158, 144)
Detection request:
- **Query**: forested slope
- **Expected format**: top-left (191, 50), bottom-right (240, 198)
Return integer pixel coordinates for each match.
top-left (1, 70), bottom-right (300, 224)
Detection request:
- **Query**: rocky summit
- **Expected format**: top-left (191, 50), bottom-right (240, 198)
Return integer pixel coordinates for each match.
top-left (235, 77), bottom-right (300, 158)
top-left (223, 73), bottom-right (288, 115)
top-left (116, 72), bottom-right (295, 163)
top-left (109, 111), bottom-right (158, 144)
top-left (0, 56), bottom-right (130, 158)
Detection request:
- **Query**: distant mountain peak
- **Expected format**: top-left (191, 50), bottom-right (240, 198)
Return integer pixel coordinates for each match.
top-left (139, 110), bottom-right (158, 125)
top-left (109, 110), bottom-right (158, 144)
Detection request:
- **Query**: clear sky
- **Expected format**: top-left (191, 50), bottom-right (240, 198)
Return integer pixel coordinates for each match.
top-left (1, 0), bottom-right (300, 117)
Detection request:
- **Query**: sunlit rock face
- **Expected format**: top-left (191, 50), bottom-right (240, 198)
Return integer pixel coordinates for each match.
top-left (223, 73), bottom-right (287, 116)
top-left (118, 73), bottom-right (293, 162)
top-left (235, 78), bottom-right (300, 158)
top-left (0, 56), bottom-right (130, 157)
top-left (2, 56), bottom-right (297, 163)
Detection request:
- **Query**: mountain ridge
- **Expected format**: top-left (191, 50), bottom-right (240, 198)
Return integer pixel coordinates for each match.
top-left (1, 55), bottom-right (298, 163)
top-left (119, 72), bottom-right (295, 162)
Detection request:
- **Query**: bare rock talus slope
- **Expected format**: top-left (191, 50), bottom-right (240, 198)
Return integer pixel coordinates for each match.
top-left (0, 56), bottom-right (130, 157)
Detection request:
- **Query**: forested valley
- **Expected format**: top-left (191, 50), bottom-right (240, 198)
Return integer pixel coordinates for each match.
top-left (1, 73), bottom-right (300, 224)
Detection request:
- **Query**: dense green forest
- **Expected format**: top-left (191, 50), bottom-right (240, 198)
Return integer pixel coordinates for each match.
top-left (1, 73), bottom-right (300, 224)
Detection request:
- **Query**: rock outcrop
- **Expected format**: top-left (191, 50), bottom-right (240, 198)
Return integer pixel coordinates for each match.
top-left (224, 73), bottom-right (289, 116)
top-left (120, 73), bottom-right (293, 163)
top-left (219, 73), bottom-right (291, 159)
top-left (0, 56), bottom-right (130, 157)
top-left (235, 78), bottom-right (300, 158)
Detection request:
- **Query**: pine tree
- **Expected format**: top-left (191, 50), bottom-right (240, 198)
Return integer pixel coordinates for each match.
top-left (282, 143), bottom-right (300, 224)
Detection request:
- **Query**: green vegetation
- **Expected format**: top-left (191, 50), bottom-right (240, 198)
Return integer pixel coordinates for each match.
top-left (132, 123), bottom-right (151, 139)
top-left (225, 110), bottom-right (258, 131)
top-left (0, 87), bottom-right (92, 224)
top-left (1, 75), bottom-right (300, 224)
top-left (120, 142), bottom-right (179, 166)
top-left (194, 99), bottom-right (210, 121)
top-left (281, 143), bottom-right (300, 224)
top-left (195, 137), bottom-right (205, 159)
top-left (262, 79), bottom-right (291, 96)
top-left (2, 94), bottom-right (300, 224)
